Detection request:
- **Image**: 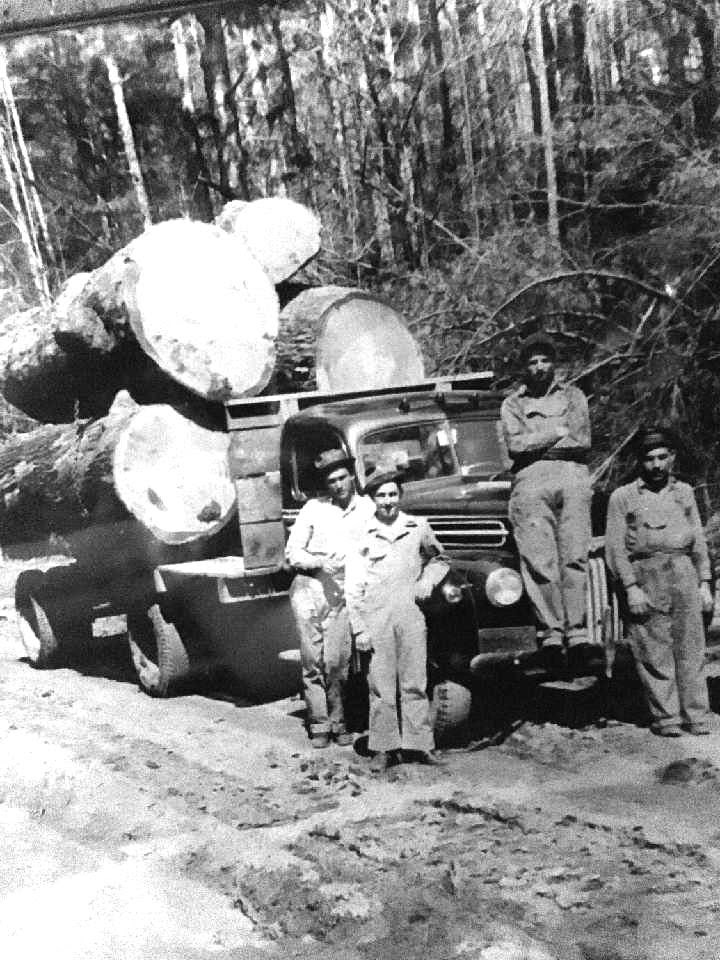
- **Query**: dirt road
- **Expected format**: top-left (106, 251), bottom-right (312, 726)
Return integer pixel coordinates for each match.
top-left (2, 585), bottom-right (720, 960)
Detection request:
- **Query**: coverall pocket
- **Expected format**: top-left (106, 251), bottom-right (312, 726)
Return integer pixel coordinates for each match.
top-left (635, 561), bottom-right (672, 615)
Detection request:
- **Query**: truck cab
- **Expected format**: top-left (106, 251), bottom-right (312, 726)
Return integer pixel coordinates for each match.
top-left (136, 374), bottom-right (616, 709)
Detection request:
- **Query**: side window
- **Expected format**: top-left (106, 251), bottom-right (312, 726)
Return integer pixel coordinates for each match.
top-left (291, 428), bottom-right (347, 501)
top-left (358, 422), bottom-right (457, 484)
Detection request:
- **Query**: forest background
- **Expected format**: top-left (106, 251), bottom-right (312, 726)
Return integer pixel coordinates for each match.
top-left (0, 0), bottom-right (720, 499)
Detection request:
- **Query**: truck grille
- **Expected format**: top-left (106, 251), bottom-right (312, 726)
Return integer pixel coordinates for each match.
top-left (283, 510), bottom-right (510, 549)
top-left (426, 516), bottom-right (509, 549)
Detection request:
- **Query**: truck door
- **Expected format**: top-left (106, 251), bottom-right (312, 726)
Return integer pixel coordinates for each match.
top-left (280, 422), bottom-right (349, 529)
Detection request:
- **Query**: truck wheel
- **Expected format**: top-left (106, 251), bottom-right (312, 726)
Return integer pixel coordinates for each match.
top-left (15, 573), bottom-right (59, 667)
top-left (431, 679), bottom-right (472, 746)
top-left (128, 602), bottom-right (191, 697)
top-left (14, 569), bottom-right (92, 667)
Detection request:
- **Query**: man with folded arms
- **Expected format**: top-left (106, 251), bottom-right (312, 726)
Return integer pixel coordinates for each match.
top-left (500, 332), bottom-right (596, 676)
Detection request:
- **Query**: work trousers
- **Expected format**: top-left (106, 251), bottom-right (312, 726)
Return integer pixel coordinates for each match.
top-left (628, 554), bottom-right (709, 731)
top-left (367, 602), bottom-right (433, 754)
top-left (289, 573), bottom-right (351, 736)
top-left (509, 460), bottom-right (592, 646)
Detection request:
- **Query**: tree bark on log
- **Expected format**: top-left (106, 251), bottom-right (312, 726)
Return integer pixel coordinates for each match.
top-left (216, 197), bottom-right (321, 284)
top-left (277, 286), bottom-right (425, 392)
top-left (0, 219), bottom-right (279, 421)
top-left (0, 390), bottom-right (236, 553)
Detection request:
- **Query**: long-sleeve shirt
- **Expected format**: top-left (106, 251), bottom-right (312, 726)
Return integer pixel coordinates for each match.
top-left (605, 477), bottom-right (711, 588)
top-left (500, 380), bottom-right (590, 466)
top-left (345, 511), bottom-right (450, 638)
top-left (285, 493), bottom-right (376, 582)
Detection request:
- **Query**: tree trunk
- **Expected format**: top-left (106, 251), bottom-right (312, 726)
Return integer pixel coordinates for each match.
top-left (532, 1), bottom-right (561, 253)
top-left (0, 390), bottom-right (235, 552)
top-left (0, 122), bottom-right (48, 301)
top-left (426, 0), bottom-right (454, 157)
top-left (195, 9), bottom-right (250, 200)
top-left (104, 46), bottom-right (152, 228)
top-left (171, 17), bottom-right (216, 220)
top-left (215, 196), bottom-right (320, 283)
top-left (317, 2), bottom-right (359, 269)
top-left (0, 49), bottom-right (55, 271)
top-left (270, 12), bottom-right (312, 179)
top-left (278, 286), bottom-right (425, 392)
top-left (0, 219), bottom-right (279, 421)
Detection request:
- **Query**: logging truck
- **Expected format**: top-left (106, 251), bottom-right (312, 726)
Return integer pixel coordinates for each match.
top-left (91, 373), bottom-right (612, 735)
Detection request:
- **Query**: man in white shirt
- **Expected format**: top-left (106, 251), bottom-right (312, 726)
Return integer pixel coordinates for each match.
top-left (286, 449), bottom-right (375, 748)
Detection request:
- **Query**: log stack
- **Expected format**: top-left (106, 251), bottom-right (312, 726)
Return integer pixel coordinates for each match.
top-left (2, 197), bottom-right (427, 681)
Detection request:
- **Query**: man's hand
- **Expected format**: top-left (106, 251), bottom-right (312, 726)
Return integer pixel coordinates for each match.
top-left (699, 581), bottom-right (714, 615)
top-left (440, 580), bottom-right (464, 605)
top-left (626, 584), bottom-right (652, 617)
top-left (353, 632), bottom-right (372, 653)
top-left (320, 555), bottom-right (343, 576)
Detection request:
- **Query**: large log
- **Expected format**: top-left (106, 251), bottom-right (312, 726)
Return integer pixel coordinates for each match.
top-left (216, 197), bottom-right (321, 284)
top-left (0, 390), bottom-right (236, 554)
top-left (277, 286), bottom-right (425, 392)
top-left (0, 219), bottom-right (279, 421)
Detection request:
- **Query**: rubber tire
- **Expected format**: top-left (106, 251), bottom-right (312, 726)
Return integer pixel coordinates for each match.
top-left (14, 568), bottom-right (95, 668)
top-left (431, 679), bottom-right (472, 745)
top-left (15, 576), bottom-right (60, 667)
top-left (128, 602), bottom-right (191, 697)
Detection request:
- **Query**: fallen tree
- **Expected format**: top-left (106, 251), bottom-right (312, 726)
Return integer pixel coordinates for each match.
top-left (0, 390), bottom-right (236, 552)
top-left (277, 286), bottom-right (425, 392)
top-left (0, 219), bottom-right (279, 421)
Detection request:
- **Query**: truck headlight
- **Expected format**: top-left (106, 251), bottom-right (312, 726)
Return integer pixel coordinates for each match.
top-left (485, 567), bottom-right (523, 607)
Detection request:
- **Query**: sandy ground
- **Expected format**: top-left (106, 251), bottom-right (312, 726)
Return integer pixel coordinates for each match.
top-left (2, 562), bottom-right (720, 960)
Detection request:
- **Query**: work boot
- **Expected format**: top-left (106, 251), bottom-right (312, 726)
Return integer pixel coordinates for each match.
top-left (652, 724), bottom-right (682, 738)
top-left (405, 749), bottom-right (446, 767)
top-left (686, 724), bottom-right (711, 736)
top-left (567, 642), bottom-right (605, 677)
top-left (369, 751), bottom-right (392, 772)
top-left (540, 644), bottom-right (567, 677)
top-left (311, 732), bottom-right (331, 749)
top-left (334, 727), bottom-right (354, 747)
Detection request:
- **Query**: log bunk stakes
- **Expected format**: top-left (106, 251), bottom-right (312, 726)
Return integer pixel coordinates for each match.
top-left (1, 198), bottom-right (425, 696)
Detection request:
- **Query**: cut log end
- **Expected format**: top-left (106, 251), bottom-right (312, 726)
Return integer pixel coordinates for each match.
top-left (125, 219), bottom-right (279, 400)
top-left (113, 403), bottom-right (235, 545)
top-left (216, 197), bottom-right (321, 284)
top-left (279, 287), bottom-right (425, 392)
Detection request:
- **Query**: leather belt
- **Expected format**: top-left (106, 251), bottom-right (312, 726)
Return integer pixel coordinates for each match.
top-left (630, 548), bottom-right (690, 561)
top-left (512, 449), bottom-right (588, 472)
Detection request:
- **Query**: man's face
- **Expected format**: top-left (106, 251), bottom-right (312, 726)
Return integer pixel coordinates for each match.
top-left (641, 446), bottom-right (674, 487)
top-left (373, 481), bottom-right (401, 524)
top-left (525, 352), bottom-right (555, 390)
top-left (324, 466), bottom-right (354, 507)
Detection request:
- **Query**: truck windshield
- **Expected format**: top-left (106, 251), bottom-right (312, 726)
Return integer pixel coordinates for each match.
top-left (451, 417), bottom-right (512, 477)
top-left (358, 417), bottom-right (510, 484)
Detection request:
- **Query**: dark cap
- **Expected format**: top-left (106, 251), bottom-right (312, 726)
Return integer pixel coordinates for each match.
top-left (518, 332), bottom-right (557, 363)
top-left (314, 448), bottom-right (353, 477)
top-left (636, 426), bottom-right (676, 457)
top-left (363, 463), bottom-right (405, 497)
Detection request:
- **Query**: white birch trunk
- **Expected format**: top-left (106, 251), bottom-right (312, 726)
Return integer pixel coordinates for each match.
top-left (104, 49), bottom-right (152, 228)
top-left (0, 48), bottom-right (54, 267)
top-left (532, 0), bottom-right (561, 253)
top-left (0, 123), bottom-right (47, 299)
